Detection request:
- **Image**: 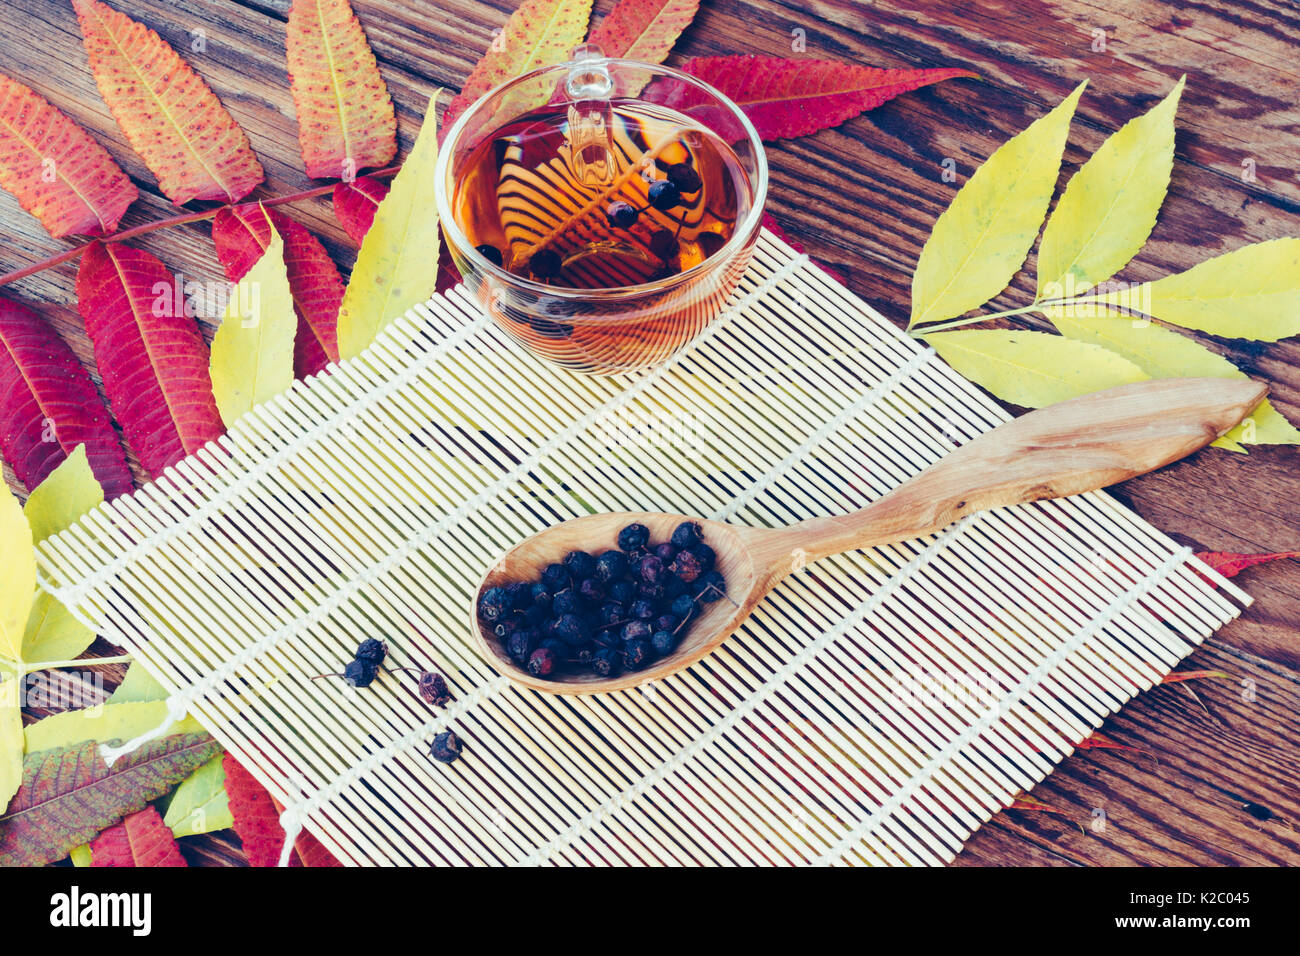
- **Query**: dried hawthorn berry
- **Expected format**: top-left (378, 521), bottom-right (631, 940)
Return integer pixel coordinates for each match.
top-left (594, 550), bottom-right (629, 583)
top-left (664, 575), bottom-right (689, 599)
top-left (606, 201), bottom-right (639, 228)
top-left (670, 593), bottom-right (697, 620)
top-left (530, 581), bottom-right (552, 608)
top-left (504, 581), bottom-right (532, 610)
top-left (638, 554), bottom-right (665, 585)
top-left (343, 658), bottom-right (378, 688)
top-left (529, 248), bottom-right (561, 278)
top-left (649, 229), bottom-right (678, 262)
top-left (637, 582), bottom-right (666, 603)
top-left (696, 570), bottom-right (727, 602)
top-left (419, 671), bottom-right (453, 707)
top-left (598, 602), bottom-right (626, 627)
top-left (609, 579), bottom-right (637, 604)
top-left (528, 646), bottom-right (558, 677)
top-left (617, 523), bottom-right (650, 551)
top-left (654, 614), bottom-right (679, 634)
top-left (651, 629), bottom-right (678, 656)
top-left (648, 179), bottom-right (681, 211)
top-left (671, 521), bottom-right (703, 549)
top-left (477, 586), bottom-right (509, 623)
top-left (654, 542), bottom-right (678, 562)
top-left (573, 645), bottom-right (596, 664)
top-left (553, 613), bottom-right (591, 645)
top-left (493, 612), bottom-right (526, 638)
top-left (523, 602), bottom-right (549, 627)
top-left (355, 638), bottom-right (388, 664)
top-left (624, 639), bottom-right (651, 669)
top-left (552, 590), bottom-right (580, 616)
top-left (506, 629), bottom-right (535, 664)
top-left (541, 563), bottom-right (570, 591)
top-left (698, 232), bottom-right (726, 258)
top-left (430, 731), bottom-right (462, 764)
top-left (578, 578), bottom-right (606, 603)
top-left (665, 162), bottom-right (702, 193)
top-left (621, 620), bottom-right (652, 643)
top-left (691, 543), bottom-right (716, 574)
top-left (592, 647), bottom-right (622, 677)
top-left (565, 550), bottom-right (597, 579)
top-left (476, 244), bottom-right (504, 267)
top-left (670, 549), bottom-right (704, 583)
top-left (629, 599), bottom-right (657, 620)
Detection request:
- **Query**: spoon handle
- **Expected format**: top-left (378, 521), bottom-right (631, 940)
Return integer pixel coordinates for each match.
top-left (751, 377), bottom-right (1265, 576)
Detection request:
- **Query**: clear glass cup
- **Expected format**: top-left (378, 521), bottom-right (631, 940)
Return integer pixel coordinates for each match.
top-left (435, 47), bottom-right (768, 375)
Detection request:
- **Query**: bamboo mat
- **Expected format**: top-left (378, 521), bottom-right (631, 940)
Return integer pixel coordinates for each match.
top-left (33, 230), bottom-right (1249, 866)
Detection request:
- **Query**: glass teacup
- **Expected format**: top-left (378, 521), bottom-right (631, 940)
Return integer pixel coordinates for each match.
top-left (435, 47), bottom-right (768, 375)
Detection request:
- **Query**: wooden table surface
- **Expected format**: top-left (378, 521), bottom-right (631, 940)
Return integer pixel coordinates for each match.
top-left (4, 0), bottom-right (1298, 867)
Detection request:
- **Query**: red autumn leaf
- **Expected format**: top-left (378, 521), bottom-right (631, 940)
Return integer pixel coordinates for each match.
top-left (586, 0), bottom-right (699, 65)
top-left (212, 205), bottom-right (343, 377)
top-left (72, 0), bottom-right (264, 204)
top-left (440, 0), bottom-right (594, 137)
top-left (1075, 732), bottom-right (1145, 755)
top-left (75, 242), bottom-right (225, 478)
top-left (761, 212), bottom-right (848, 285)
top-left (332, 175), bottom-right (389, 245)
top-left (1195, 550), bottom-right (1300, 580)
top-left (1160, 669), bottom-right (1230, 685)
top-left (0, 73), bottom-right (136, 237)
top-left (660, 55), bottom-right (975, 142)
top-left (0, 297), bottom-right (133, 498)
top-left (287, 0), bottom-right (397, 179)
top-left (90, 805), bottom-right (187, 867)
top-left (223, 753), bottom-right (341, 867)
top-left (436, 241), bottom-right (462, 294)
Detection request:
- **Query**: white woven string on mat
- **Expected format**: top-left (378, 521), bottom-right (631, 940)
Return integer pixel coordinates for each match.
top-left (34, 230), bottom-right (1250, 866)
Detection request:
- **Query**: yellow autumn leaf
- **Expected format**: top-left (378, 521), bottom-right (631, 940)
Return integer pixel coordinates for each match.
top-left (909, 81), bottom-right (1086, 328)
top-left (1090, 238), bottom-right (1300, 342)
top-left (1, 679), bottom-right (19, 810)
top-left (209, 213), bottom-right (297, 427)
top-left (22, 445), bottom-right (103, 545)
top-left (24, 699), bottom-right (203, 753)
top-left (924, 328), bottom-right (1147, 407)
top-left (0, 485), bottom-right (33, 664)
top-left (1044, 305), bottom-right (1300, 450)
top-left (1037, 77), bottom-right (1183, 298)
top-left (22, 448), bottom-right (103, 664)
top-left (68, 844), bottom-right (93, 866)
top-left (337, 92), bottom-right (441, 359)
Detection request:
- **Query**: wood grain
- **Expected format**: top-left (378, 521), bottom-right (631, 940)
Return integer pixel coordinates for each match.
top-left (4, 0), bottom-right (1298, 866)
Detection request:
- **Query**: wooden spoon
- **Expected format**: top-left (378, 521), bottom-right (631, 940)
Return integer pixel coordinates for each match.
top-left (471, 377), bottom-right (1266, 694)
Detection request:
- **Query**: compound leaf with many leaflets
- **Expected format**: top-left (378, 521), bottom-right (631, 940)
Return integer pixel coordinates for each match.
top-left (676, 55), bottom-right (976, 143)
top-left (0, 73), bottom-right (137, 236)
top-left (75, 242), bottom-right (226, 478)
top-left (1036, 77), bottom-right (1183, 298)
top-left (287, 0), bottom-right (397, 179)
top-left (89, 805), bottom-right (187, 867)
top-left (0, 732), bottom-right (219, 867)
top-left (72, 0), bottom-right (264, 203)
top-left (336, 94), bottom-right (441, 359)
top-left (213, 204), bottom-right (343, 378)
top-left (1196, 550), bottom-right (1300, 580)
top-left (923, 328), bottom-right (1147, 407)
top-left (0, 296), bottom-right (133, 498)
top-left (910, 82), bottom-right (1085, 329)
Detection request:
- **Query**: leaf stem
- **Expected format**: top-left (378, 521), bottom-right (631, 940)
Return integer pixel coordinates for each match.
top-left (23, 653), bottom-right (134, 673)
top-left (909, 299), bottom-right (1060, 336)
top-left (0, 165), bottom-right (403, 288)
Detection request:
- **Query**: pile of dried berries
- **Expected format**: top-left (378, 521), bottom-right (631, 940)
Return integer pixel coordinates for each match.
top-left (479, 521), bottom-right (727, 680)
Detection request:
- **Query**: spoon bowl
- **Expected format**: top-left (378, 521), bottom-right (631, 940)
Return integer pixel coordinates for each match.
top-left (471, 377), bottom-right (1267, 694)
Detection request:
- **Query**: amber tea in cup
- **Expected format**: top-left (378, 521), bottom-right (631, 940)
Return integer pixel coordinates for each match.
top-left (436, 50), bottom-right (768, 374)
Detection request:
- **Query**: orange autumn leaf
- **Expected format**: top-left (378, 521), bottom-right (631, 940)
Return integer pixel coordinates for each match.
top-left (587, 0), bottom-right (700, 67)
top-left (0, 73), bottom-right (136, 237)
top-left (1160, 669), bottom-right (1230, 685)
top-left (72, 0), bottom-right (264, 204)
top-left (440, 0), bottom-right (594, 136)
top-left (1006, 796), bottom-right (1063, 814)
top-left (287, 0), bottom-right (397, 179)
